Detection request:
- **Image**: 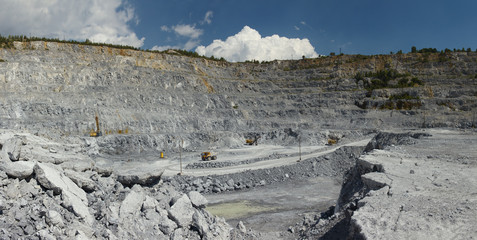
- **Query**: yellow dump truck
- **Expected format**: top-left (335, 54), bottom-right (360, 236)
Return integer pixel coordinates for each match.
top-left (201, 152), bottom-right (217, 161)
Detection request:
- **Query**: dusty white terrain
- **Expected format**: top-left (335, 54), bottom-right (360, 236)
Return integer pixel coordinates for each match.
top-left (352, 129), bottom-right (477, 239)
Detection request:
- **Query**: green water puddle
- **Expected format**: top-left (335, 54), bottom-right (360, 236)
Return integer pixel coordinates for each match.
top-left (206, 200), bottom-right (280, 219)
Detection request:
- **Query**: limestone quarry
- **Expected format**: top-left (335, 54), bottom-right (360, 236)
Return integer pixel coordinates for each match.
top-left (0, 41), bottom-right (476, 239)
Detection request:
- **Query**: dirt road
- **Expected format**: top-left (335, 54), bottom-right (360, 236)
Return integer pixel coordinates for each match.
top-left (161, 138), bottom-right (371, 177)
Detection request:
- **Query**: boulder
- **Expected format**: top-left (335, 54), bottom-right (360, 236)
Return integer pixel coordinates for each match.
top-left (0, 161), bottom-right (35, 179)
top-left (187, 191), bottom-right (208, 208)
top-left (168, 194), bottom-right (194, 227)
top-left (119, 185), bottom-right (145, 218)
top-left (157, 214), bottom-right (178, 235)
top-left (204, 216), bottom-right (231, 240)
top-left (46, 210), bottom-right (64, 227)
top-left (2, 136), bottom-right (25, 161)
top-left (116, 168), bottom-right (164, 187)
top-left (34, 162), bottom-right (93, 225)
top-left (141, 195), bottom-right (157, 211)
top-left (34, 163), bottom-right (86, 200)
top-left (60, 158), bottom-right (95, 172)
top-left (64, 169), bottom-right (96, 192)
top-left (0, 198), bottom-right (4, 212)
top-left (18, 178), bottom-right (40, 197)
top-left (237, 221), bottom-right (247, 233)
top-left (64, 188), bottom-right (95, 225)
top-left (38, 230), bottom-right (56, 240)
top-left (192, 209), bottom-right (209, 236)
top-left (226, 179), bottom-right (234, 187)
top-left (192, 178), bottom-right (203, 187)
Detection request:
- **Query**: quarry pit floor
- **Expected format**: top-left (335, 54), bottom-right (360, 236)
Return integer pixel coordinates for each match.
top-left (94, 136), bottom-right (372, 235)
top-left (205, 176), bottom-right (341, 233)
top-left (160, 138), bottom-right (372, 177)
top-left (92, 129), bottom-right (477, 238)
top-left (161, 137), bottom-right (371, 234)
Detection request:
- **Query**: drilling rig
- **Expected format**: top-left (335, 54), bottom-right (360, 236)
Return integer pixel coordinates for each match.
top-left (89, 113), bottom-right (102, 137)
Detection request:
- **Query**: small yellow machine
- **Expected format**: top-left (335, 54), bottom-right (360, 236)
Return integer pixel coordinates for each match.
top-left (201, 152), bottom-right (217, 161)
top-left (245, 136), bottom-right (260, 145)
top-left (90, 114), bottom-right (102, 137)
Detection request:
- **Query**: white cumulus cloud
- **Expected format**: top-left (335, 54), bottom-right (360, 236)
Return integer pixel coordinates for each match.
top-left (172, 24), bottom-right (203, 39)
top-left (153, 11), bottom-right (212, 51)
top-left (0, 0), bottom-right (144, 48)
top-left (152, 24), bottom-right (203, 51)
top-left (195, 26), bottom-right (319, 62)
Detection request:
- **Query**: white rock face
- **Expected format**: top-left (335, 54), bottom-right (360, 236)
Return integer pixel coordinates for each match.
top-left (46, 210), bottom-right (64, 227)
top-left (2, 136), bottom-right (24, 161)
top-left (188, 191), bottom-right (208, 208)
top-left (0, 161), bottom-right (35, 179)
top-left (34, 162), bottom-right (93, 225)
top-left (116, 167), bottom-right (165, 187)
top-left (141, 195), bottom-right (158, 211)
top-left (64, 169), bottom-right (96, 192)
top-left (119, 186), bottom-right (146, 218)
top-left (168, 194), bottom-right (195, 227)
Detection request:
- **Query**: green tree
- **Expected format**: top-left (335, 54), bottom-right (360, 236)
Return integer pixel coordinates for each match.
top-left (411, 46), bottom-right (417, 53)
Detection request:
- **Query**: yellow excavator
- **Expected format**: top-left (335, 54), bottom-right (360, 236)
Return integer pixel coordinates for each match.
top-left (245, 136), bottom-right (261, 146)
top-left (201, 152), bottom-right (217, 161)
top-left (89, 114), bottom-right (102, 137)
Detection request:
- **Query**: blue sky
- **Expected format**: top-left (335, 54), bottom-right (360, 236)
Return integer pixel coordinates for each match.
top-left (132, 0), bottom-right (476, 55)
top-left (0, 0), bottom-right (476, 61)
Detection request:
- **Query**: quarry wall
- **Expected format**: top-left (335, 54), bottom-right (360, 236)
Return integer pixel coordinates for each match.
top-left (0, 41), bottom-right (476, 153)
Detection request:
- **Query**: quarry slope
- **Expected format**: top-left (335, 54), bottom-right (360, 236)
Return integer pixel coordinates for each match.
top-left (1, 41), bottom-right (476, 153)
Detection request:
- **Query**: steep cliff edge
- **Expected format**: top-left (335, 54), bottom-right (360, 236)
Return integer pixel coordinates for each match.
top-left (351, 130), bottom-right (477, 239)
top-left (296, 130), bottom-right (477, 239)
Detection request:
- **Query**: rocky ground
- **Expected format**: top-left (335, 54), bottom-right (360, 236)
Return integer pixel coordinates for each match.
top-left (1, 127), bottom-right (476, 239)
top-left (0, 130), bottom-right (233, 239)
top-left (351, 129), bottom-right (477, 239)
top-left (296, 129), bottom-right (477, 240)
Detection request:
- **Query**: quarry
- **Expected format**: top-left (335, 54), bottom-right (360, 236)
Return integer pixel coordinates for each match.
top-left (0, 41), bottom-right (476, 239)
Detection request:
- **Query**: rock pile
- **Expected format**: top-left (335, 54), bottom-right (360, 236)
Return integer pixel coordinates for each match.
top-left (0, 131), bottom-right (233, 239)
